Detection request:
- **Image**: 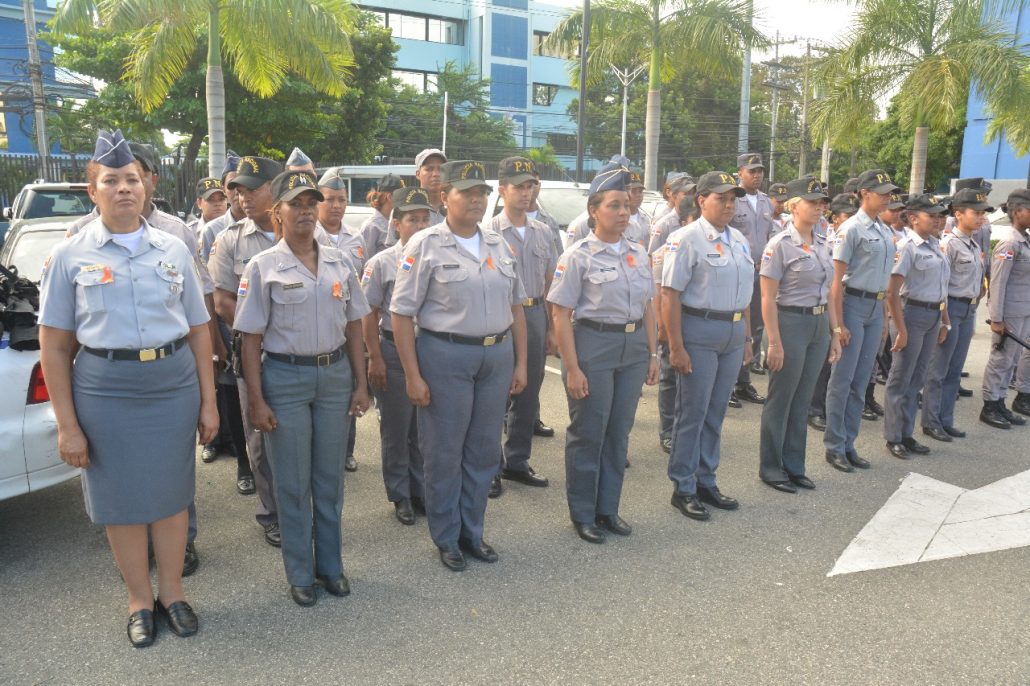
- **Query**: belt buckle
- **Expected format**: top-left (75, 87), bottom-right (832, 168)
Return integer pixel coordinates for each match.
top-left (483, 335), bottom-right (497, 346)
top-left (939, 302), bottom-right (945, 311)
top-left (139, 348), bottom-right (157, 362)
top-left (624, 322), bottom-right (637, 333)
top-left (316, 353), bottom-right (331, 367)
top-left (876, 292), bottom-right (886, 300)
top-left (523, 298), bottom-right (535, 307)
top-left (814, 305), bottom-right (825, 315)
top-left (732, 312), bottom-right (742, 322)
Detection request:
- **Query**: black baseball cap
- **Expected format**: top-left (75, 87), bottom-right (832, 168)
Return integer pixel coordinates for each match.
top-left (1001, 188), bottom-right (1030, 213)
top-left (829, 193), bottom-right (858, 215)
top-left (905, 194), bottom-right (947, 214)
top-left (954, 177), bottom-right (988, 192)
top-left (768, 182), bottom-right (788, 201)
top-left (129, 142), bottom-right (160, 175)
top-left (498, 157), bottom-right (538, 185)
top-left (377, 173), bottom-right (405, 193)
top-left (270, 170), bottom-right (323, 203)
top-left (441, 160), bottom-right (490, 191)
top-left (195, 177), bottom-right (224, 200)
top-left (228, 156), bottom-right (284, 190)
top-left (856, 169), bottom-right (900, 194)
top-left (785, 177), bottom-right (828, 202)
top-left (392, 187), bottom-right (432, 212)
top-left (842, 177), bottom-right (860, 194)
top-left (697, 171), bottom-right (746, 196)
top-left (886, 193), bottom-right (907, 210)
top-left (951, 187), bottom-right (993, 212)
top-left (627, 170), bottom-right (645, 189)
top-left (737, 153), bottom-right (764, 170)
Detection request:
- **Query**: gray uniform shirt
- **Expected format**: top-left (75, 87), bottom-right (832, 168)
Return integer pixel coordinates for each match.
top-left (892, 233), bottom-right (949, 303)
top-left (39, 217), bottom-right (209, 348)
top-left (384, 207), bottom-right (444, 248)
top-left (361, 242), bottom-right (402, 332)
top-left (648, 210), bottom-right (682, 256)
top-left (832, 209), bottom-right (897, 293)
top-left (199, 208), bottom-right (244, 262)
top-left (730, 191), bottom-right (777, 268)
top-left (941, 229), bottom-right (985, 300)
top-left (359, 211), bottom-right (390, 260)
top-left (662, 217), bottom-right (754, 312)
top-left (316, 222), bottom-right (366, 273)
top-left (569, 210), bottom-right (650, 247)
top-left (988, 226), bottom-right (1030, 321)
top-left (390, 223), bottom-right (526, 337)
top-left (208, 218), bottom-right (277, 294)
top-left (760, 223), bottom-right (834, 307)
top-left (485, 212), bottom-right (558, 300)
top-left (547, 232), bottom-right (654, 323)
top-left (234, 240), bottom-right (369, 356)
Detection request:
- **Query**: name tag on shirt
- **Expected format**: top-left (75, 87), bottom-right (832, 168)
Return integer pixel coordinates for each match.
top-left (282, 282), bottom-right (304, 290)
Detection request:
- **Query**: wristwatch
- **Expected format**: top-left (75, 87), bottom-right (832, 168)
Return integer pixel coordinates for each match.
top-left (943, 324), bottom-right (952, 331)
top-left (832, 326), bottom-right (843, 334)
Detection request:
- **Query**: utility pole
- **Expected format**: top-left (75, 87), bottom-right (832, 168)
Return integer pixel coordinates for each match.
top-left (575, 0), bottom-right (591, 184)
top-left (442, 91), bottom-right (448, 155)
top-left (611, 64), bottom-right (645, 158)
top-left (820, 136), bottom-right (831, 185)
top-left (763, 32), bottom-right (797, 184)
top-left (22, 0), bottom-right (49, 180)
top-left (736, 0), bottom-right (754, 153)
top-left (798, 41), bottom-right (811, 177)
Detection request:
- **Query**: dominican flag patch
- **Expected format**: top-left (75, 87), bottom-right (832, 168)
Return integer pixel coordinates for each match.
top-left (238, 277), bottom-right (249, 296)
top-left (402, 255), bottom-right (415, 271)
top-left (999, 250), bottom-right (1014, 261)
top-left (554, 263), bottom-right (566, 279)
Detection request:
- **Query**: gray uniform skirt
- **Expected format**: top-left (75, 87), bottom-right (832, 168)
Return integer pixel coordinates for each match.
top-left (72, 344), bottom-right (199, 525)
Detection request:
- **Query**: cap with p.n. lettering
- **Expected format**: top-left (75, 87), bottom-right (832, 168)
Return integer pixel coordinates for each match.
top-left (905, 194), bottom-right (947, 214)
top-left (196, 177), bottom-right (224, 200)
top-left (696, 171), bottom-right (746, 197)
top-left (768, 182), bottom-right (789, 201)
top-left (498, 156), bottom-right (538, 185)
top-left (856, 169), bottom-right (901, 194)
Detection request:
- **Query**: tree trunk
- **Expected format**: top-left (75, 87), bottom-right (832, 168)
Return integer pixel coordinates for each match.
top-left (849, 147), bottom-right (857, 177)
top-left (643, 5), bottom-right (661, 190)
top-left (206, 7), bottom-right (225, 178)
top-left (909, 125), bottom-right (929, 195)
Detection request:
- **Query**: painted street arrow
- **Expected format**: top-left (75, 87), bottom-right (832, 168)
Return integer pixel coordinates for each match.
top-left (829, 469), bottom-right (1030, 576)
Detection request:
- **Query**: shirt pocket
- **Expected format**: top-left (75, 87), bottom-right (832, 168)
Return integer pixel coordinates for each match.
top-left (586, 268), bottom-right (620, 285)
top-left (269, 283), bottom-right (309, 330)
top-left (155, 265), bottom-right (185, 307)
top-left (74, 270), bottom-right (109, 313)
top-left (787, 256), bottom-right (815, 272)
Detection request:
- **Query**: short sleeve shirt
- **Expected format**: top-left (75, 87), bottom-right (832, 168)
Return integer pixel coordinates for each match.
top-left (361, 242), bottom-right (402, 332)
top-left (759, 223), bottom-right (834, 307)
top-left (832, 209), bottom-right (897, 293)
top-left (547, 233), bottom-right (654, 323)
top-left (940, 230), bottom-right (985, 300)
top-left (892, 233), bottom-right (949, 303)
top-left (359, 211), bottom-right (390, 260)
top-left (208, 219), bottom-right (277, 294)
top-left (661, 217), bottom-right (754, 312)
top-left (485, 212), bottom-right (558, 299)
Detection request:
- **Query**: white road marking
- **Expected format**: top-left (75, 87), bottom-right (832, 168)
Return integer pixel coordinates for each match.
top-left (829, 469), bottom-right (1030, 576)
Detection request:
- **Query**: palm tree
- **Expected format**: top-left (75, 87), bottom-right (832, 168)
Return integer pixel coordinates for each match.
top-left (812, 0), bottom-right (1030, 194)
top-left (52, 0), bottom-right (356, 176)
top-left (546, 0), bottom-right (765, 190)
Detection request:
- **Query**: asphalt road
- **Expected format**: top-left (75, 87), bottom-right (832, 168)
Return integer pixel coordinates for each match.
top-left (2, 326), bottom-right (1028, 685)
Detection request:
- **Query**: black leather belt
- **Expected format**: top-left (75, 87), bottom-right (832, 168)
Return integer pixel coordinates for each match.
top-left (681, 306), bottom-right (744, 322)
top-left (845, 286), bottom-right (886, 300)
top-left (266, 346), bottom-right (346, 367)
top-left (84, 336), bottom-right (187, 362)
top-left (522, 297), bottom-right (543, 307)
top-left (421, 329), bottom-right (509, 346)
top-left (948, 295), bottom-right (976, 305)
top-left (576, 318), bottom-right (644, 333)
top-left (904, 297), bottom-right (945, 311)
top-left (380, 328), bottom-right (395, 342)
top-left (778, 304), bottom-right (827, 315)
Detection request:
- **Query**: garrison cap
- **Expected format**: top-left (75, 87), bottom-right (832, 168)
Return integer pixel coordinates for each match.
top-left (270, 170), bottom-right (323, 203)
top-left (227, 156), bottom-right (283, 190)
top-left (843, 177), bottom-right (860, 194)
top-left (737, 152), bottom-right (764, 170)
top-left (221, 150), bottom-right (241, 180)
top-left (392, 187), bottom-right (432, 212)
top-left (415, 148), bottom-right (447, 168)
top-left (905, 193), bottom-right (947, 214)
top-left (195, 177), bottom-right (224, 200)
top-left (376, 173), bottom-right (405, 193)
top-left (498, 156), bottom-right (538, 185)
top-left (285, 147), bottom-right (313, 169)
top-left (608, 154), bottom-right (632, 167)
top-left (829, 193), bottom-right (858, 215)
top-left (696, 170), bottom-right (746, 197)
top-left (1001, 188), bottom-right (1030, 213)
top-left (128, 142), bottom-right (160, 175)
top-left (951, 187), bottom-right (993, 212)
top-left (785, 177), bottom-right (828, 202)
top-left (768, 182), bottom-right (789, 201)
top-left (440, 160), bottom-right (490, 191)
top-left (317, 167), bottom-right (348, 191)
top-left (589, 162), bottom-right (630, 195)
top-left (92, 129), bottom-right (135, 168)
top-left (856, 169), bottom-right (900, 194)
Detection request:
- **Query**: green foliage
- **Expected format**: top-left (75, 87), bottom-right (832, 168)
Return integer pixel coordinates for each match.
top-left (527, 144), bottom-right (562, 168)
top-left (860, 98), bottom-right (964, 192)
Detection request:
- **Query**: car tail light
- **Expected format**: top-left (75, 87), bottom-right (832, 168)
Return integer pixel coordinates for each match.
top-left (27, 361), bottom-right (50, 404)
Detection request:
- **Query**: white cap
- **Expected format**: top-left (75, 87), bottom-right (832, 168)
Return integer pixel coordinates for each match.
top-left (415, 148), bottom-right (447, 168)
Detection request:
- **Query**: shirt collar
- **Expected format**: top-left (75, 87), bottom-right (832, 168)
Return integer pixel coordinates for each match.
top-left (784, 222), bottom-right (825, 247)
top-left (271, 236), bottom-right (340, 271)
top-left (87, 216), bottom-right (161, 249)
top-left (584, 230), bottom-right (627, 255)
top-left (698, 216), bottom-right (732, 244)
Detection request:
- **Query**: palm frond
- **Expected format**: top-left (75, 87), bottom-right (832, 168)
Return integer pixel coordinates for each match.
top-left (123, 17), bottom-right (199, 111)
top-left (50, 0), bottom-right (100, 34)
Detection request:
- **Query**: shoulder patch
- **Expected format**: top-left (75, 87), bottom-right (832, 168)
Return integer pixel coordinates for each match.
top-left (362, 265), bottom-right (374, 285)
top-left (553, 263), bottom-right (566, 279)
top-left (238, 277), bottom-right (249, 296)
top-left (402, 255), bottom-right (415, 271)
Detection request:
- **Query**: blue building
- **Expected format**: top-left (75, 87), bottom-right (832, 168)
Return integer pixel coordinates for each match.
top-left (959, 4), bottom-right (1028, 184)
top-left (360, 0), bottom-right (581, 165)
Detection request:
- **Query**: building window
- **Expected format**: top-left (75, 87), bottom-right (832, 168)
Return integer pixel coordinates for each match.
top-left (533, 31), bottom-right (570, 58)
top-left (392, 69), bottom-right (438, 93)
top-left (547, 133), bottom-right (577, 154)
top-left (369, 7), bottom-right (463, 45)
top-left (533, 84), bottom-right (560, 107)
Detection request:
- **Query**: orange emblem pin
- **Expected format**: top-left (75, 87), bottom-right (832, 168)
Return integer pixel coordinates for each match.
top-left (485, 255), bottom-right (496, 270)
top-left (626, 253), bottom-right (636, 268)
top-left (100, 266), bottom-right (114, 284)
top-left (332, 281), bottom-right (343, 298)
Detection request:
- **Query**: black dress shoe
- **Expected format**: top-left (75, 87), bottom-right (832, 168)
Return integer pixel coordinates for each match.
top-left (762, 479), bottom-right (797, 493)
top-left (943, 425), bottom-right (966, 438)
top-left (887, 442), bottom-right (911, 459)
top-left (264, 522), bottom-right (282, 547)
top-left (826, 451), bottom-right (854, 472)
top-left (488, 475), bottom-right (503, 498)
top-left (734, 383), bottom-right (766, 404)
top-left (921, 426), bottom-right (952, 443)
top-left (573, 521), bottom-right (606, 543)
top-left (459, 538), bottom-right (499, 562)
top-left (901, 437), bottom-right (930, 454)
top-left (728, 394), bottom-right (743, 409)
top-left (660, 437), bottom-right (672, 454)
top-left (958, 385), bottom-right (973, 397)
top-left (596, 514), bottom-right (632, 536)
top-left (127, 607), bottom-right (156, 648)
top-left (201, 445), bottom-right (218, 463)
top-left (961, 370), bottom-right (970, 378)
top-left (316, 573), bottom-right (351, 596)
top-left (789, 474), bottom-right (816, 490)
top-left (394, 498), bottom-right (415, 525)
top-left (749, 361), bottom-right (766, 376)
top-left (290, 585), bottom-right (317, 606)
top-left (533, 420), bottom-right (555, 437)
top-left (439, 546), bottom-right (467, 571)
top-left (182, 542), bottom-right (199, 577)
top-left (861, 406), bottom-right (879, 421)
top-left (807, 414), bottom-right (826, 432)
top-left (697, 485), bottom-right (739, 510)
top-left (156, 599), bottom-right (198, 637)
top-left (671, 493), bottom-right (710, 521)
top-left (345, 454), bottom-right (358, 472)
top-left (237, 474), bottom-right (255, 495)
top-left (501, 466), bottom-right (549, 487)
top-left (980, 400), bottom-right (1011, 429)
top-left (846, 450), bottom-right (870, 469)
top-left (410, 495), bottom-right (426, 516)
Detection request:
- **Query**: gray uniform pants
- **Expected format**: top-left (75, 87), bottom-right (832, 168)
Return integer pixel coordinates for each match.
top-left (825, 294), bottom-right (883, 454)
top-left (237, 376), bottom-right (278, 528)
top-left (982, 314), bottom-right (1030, 400)
top-left (261, 356), bottom-right (352, 586)
top-left (669, 315), bottom-right (745, 496)
top-left (737, 272), bottom-right (764, 385)
top-left (502, 303), bottom-right (546, 473)
top-left (759, 310), bottom-right (830, 482)
top-left (657, 342), bottom-right (676, 442)
top-left (884, 304), bottom-right (941, 443)
top-left (922, 299), bottom-right (977, 431)
top-left (563, 326), bottom-right (649, 523)
top-left (375, 337), bottom-right (424, 503)
top-left (417, 334), bottom-right (513, 548)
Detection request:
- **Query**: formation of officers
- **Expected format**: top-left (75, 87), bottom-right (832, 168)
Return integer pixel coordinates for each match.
top-left (36, 128), bottom-right (1030, 648)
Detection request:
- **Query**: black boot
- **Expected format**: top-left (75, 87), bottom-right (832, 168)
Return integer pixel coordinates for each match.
top-left (865, 385), bottom-right (884, 416)
top-left (997, 399), bottom-right (1027, 426)
top-left (980, 400), bottom-right (1011, 429)
top-left (1012, 392), bottom-right (1030, 417)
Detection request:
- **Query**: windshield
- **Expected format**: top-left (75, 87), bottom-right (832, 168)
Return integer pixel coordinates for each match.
top-left (4, 230), bottom-right (65, 282)
top-left (25, 190), bottom-right (94, 219)
top-left (538, 188), bottom-right (590, 228)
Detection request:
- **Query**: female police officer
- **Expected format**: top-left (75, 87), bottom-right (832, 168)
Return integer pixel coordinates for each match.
top-left (758, 178), bottom-right (841, 493)
top-left (661, 171), bottom-right (753, 521)
top-left (390, 160), bottom-right (528, 571)
top-left (547, 163), bottom-right (659, 544)
top-left (39, 130), bottom-right (217, 647)
top-left (235, 170), bottom-right (371, 607)
top-left (362, 187), bottom-right (432, 524)
top-left (360, 173), bottom-right (405, 259)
